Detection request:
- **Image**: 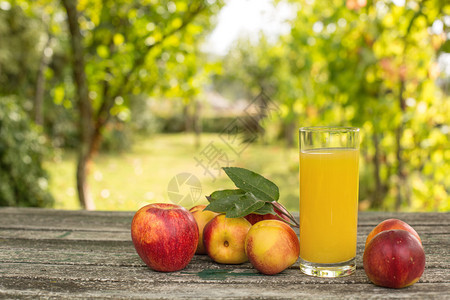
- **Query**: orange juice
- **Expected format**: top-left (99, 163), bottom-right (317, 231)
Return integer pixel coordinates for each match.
top-left (299, 148), bottom-right (359, 263)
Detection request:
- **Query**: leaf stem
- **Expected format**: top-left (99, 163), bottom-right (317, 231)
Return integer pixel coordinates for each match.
top-left (271, 202), bottom-right (299, 228)
top-left (274, 213), bottom-right (299, 228)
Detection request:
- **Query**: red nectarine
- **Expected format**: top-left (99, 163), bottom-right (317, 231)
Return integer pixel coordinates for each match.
top-left (363, 229), bottom-right (425, 288)
top-left (244, 202), bottom-right (290, 225)
top-left (365, 218), bottom-right (422, 248)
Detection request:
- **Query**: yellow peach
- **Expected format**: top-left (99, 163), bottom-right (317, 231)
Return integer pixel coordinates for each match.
top-left (203, 214), bottom-right (252, 264)
top-left (245, 220), bottom-right (299, 275)
top-left (189, 205), bottom-right (219, 254)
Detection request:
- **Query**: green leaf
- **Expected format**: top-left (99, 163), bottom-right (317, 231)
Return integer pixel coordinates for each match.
top-left (205, 191), bottom-right (266, 219)
top-left (252, 202), bottom-right (277, 215)
top-left (206, 189), bottom-right (244, 202)
top-left (223, 167), bottom-right (279, 202)
top-left (204, 194), bottom-right (242, 214)
top-left (204, 167), bottom-right (298, 227)
top-left (226, 192), bottom-right (265, 218)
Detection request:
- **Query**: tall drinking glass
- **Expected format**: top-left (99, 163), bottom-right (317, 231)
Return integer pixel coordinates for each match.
top-left (299, 127), bottom-right (360, 277)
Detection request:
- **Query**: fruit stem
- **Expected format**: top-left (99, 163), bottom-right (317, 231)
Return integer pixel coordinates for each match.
top-left (275, 214), bottom-right (299, 228)
top-left (272, 202), bottom-right (299, 228)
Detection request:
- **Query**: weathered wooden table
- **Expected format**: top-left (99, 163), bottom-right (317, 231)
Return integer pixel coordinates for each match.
top-left (0, 208), bottom-right (448, 299)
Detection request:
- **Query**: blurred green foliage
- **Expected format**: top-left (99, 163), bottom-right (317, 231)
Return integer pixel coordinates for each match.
top-left (0, 97), bottom-right (54, 207)
top-left (0, 4), bottom-right (41, 96)
top-left (0, 0), bottom-right (448, 211)
top-left (1, 0), bottom-right (223, 147)
top-left (1, 0), bottom-right (224, 209)
top-left (214, 0), bottom-right (449, 211)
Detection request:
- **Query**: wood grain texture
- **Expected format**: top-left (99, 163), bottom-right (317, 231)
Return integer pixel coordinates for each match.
top-left (0, 208), bottom-right (449, 299)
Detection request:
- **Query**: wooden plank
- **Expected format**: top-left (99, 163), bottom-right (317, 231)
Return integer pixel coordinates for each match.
top-left (1, 276), bottom-right (449, 299)
top-left (0, 258), bottom-right (448, 284)
top-left (0, 208), bottom-right (448, 299)
top-left (0, 207), bottom-right (133, 217)
top-left (0, 238), bottom-right (448, 271)
top-left (1, 208), bottom-right (448, 231)
top-left (0, 225), bottom-right (447, 242)
top-left (0, 208), bottom-right (132, 231)
top-left (2, 207), bottom-right (449, 224)
top-left (0, 228), bottom-right (131, 241)
top-left (0, 233), bottom-right (447, 254)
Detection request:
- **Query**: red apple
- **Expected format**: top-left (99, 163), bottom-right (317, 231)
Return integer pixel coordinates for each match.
top-left (203, 214), bottom-right (252, 264)
top-left (244, 202), bottom-right (291, 225)
top-left (245, 220), bottom-right (299, 275)
top-left (365, 218), bottom-right (422, 248)
top-left (131, 203), bottom-right (198, 272)
top-left (363, 229), bottom-right (425, 288)
top-left (189, 205), bottom-right (219, 254)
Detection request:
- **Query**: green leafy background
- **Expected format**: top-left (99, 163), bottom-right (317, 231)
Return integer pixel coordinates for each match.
top-left (0, 0), bottom-right (448, 211)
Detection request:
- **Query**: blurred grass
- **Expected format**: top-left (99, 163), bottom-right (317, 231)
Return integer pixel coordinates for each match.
top-left (45, 133), bottom-right (300, 211)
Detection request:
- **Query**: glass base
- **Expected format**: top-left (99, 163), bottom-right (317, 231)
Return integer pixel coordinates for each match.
top-left (300, 257), bottom-right (356, 278)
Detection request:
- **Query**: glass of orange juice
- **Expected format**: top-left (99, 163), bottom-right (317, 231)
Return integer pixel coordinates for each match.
top-left (299, 127), bottom-right (360, 277)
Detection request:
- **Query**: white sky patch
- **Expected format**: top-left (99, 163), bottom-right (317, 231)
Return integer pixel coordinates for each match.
top-left (0, 1), bottom-right (11, 10)
top-left (313, 21), bottom-right (324, 33)
top-left (438, 53), bottom-right (450, 76)
top-left (444, 16), bottom-right (450, 27)
top-left (203, 0), bottom-right (296, 55)
top-left (391, 0), bottom-right (405, 6)
top-left (431, 19), bottom-right (444, 35)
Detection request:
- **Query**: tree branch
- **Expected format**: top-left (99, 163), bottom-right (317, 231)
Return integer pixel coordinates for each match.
top-left (88, 1), bottom-right (207, 157)
top-left (113, 2), bottom-right (206, 99)
top-left (61, 0), bottom-right (95, 210)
